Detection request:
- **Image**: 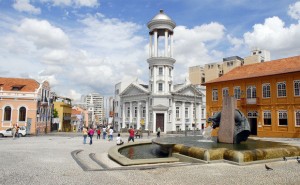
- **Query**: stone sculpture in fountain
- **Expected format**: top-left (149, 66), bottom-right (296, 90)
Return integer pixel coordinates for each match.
top-left (207, 96), bottom-right (251, 144)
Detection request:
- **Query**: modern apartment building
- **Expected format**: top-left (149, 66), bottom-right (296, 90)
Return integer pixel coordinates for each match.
top-left (189, 48), bottom-right (271, 84)
top-left (82, 93), bottom-right (104, 126)
top-left (0, 77), bottom-right (52, 135)
top-left (205, 55), bottom-right (300, 138)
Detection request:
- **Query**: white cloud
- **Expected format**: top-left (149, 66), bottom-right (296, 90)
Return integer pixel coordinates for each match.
top-left (244, 16), bottom-right (300, 58)
top-left (12, 0), bottom-right (41, 14)
top-left (288, 1), bottom-right (300, 20)
top-left (227, 35), bottom-right (244, 51)
top-left (173, 23), bottom-right (225, 81)
top-left (15, 18), bottom-right (69, 49)
top-left (46, 0), bottom-right (99, 7)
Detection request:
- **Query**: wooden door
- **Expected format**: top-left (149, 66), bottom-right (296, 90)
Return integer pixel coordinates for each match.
top-left (156, 113), bottom-right (164, 132)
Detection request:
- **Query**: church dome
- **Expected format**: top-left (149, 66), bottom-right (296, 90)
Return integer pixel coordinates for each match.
top-left (151, 10), bottom-right (172, 21)
top-left (147, 10), bottom-right (176, 32)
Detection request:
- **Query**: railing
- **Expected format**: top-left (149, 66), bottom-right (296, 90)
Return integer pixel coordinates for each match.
top-left (185, 118), bottom-right (190, 122)
top-left (176, 118), bottom-right (181, 121)
top-left (240, 97), bottom-right (259, 106)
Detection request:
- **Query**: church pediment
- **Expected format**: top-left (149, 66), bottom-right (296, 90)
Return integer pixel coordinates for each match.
top-left (152, 104), bottom-right (169, 110)
top-left (120, 83), bottom-right (149, 96)
top-left (174, 84), bottom-right (203, 97)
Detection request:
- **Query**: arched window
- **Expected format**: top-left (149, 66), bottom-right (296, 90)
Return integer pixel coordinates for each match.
top-left (4, 106), bottom-right (12, 121)
top-left (19, 107), bottom-right (26, 121)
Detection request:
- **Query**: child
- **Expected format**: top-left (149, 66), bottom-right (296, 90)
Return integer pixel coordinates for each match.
top-left (116, 133), bottom-right (124, 145)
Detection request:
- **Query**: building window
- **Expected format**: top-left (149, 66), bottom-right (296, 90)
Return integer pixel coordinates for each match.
top-left (277, 82), bottom-right (286, 97)
top-left (294, 80), bottom-right (300, 96)
top-left (169, 84), bottom-right (171, 91)
top-left (278, 110), bottom-right (288, 126)
top-left (19, 107), bottom-right (26, 121)
top-left (247, 86), bottom-right (256, 98)
top-left (234, 86), bottom-right (241, 99)
top-left (158, 83), bottom-right (163, 91)
top-left (296, 111), bottom-right (300, 126)
top-left (222, 87), bottom-right (229, 97)
top-left (127, 107), bottom-right (130, 117)
top-left (262, 83), bottom-right (271, 98)
top-left (150, 99), bottom-right (152, 105)
top-left (142, 107), bottom-right (146, 118)
top-left (151, 68), bottom-right (153, 77)
top-left (185, 107), bottom-right (189, 118)
top-left (212, 89), bottom-right (218, 101)
top-left (134, 107), bottom-right (137, 117)
top-left (4, 106), bottom-right (12, 121)
top-left (263, 111), bottom-right (271, 125)
top-left (150, 84), bottom-right (153, 91)
top-left (176, 107), bottom-right (180, 118)
top-left (201, 108), bottom-right (204, 118)
top-left (169, 99), bottom-right (171, 106)
top-left (169, 68), bottom-right (171, 76)
top-left (115, 89), bottom-right (119, 95)
top-left (159, 67), bottom-right (163, 75)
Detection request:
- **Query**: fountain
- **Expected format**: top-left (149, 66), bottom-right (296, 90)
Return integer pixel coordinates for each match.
top-left (110, 96), bottom-right (300, 165)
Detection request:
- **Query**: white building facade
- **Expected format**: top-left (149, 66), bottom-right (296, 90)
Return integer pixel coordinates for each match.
top-left (118, 10), bottom-right (203, 133)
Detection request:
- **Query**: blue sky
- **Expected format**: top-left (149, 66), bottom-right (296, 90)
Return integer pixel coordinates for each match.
top-left (1, 0), bottom-right (300, 101)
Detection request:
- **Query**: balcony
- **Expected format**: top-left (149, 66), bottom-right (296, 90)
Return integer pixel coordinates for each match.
top-left (240, 97), bottom-right (259, 106)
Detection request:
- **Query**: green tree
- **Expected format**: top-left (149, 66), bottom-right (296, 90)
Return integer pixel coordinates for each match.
top-left (53, 109), bottom-right (58, 118)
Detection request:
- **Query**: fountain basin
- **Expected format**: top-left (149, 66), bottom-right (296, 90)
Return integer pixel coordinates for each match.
top-left (108, 141), bottom-right (179, 166)
top-left (154, 136), bottom-right (300, 163)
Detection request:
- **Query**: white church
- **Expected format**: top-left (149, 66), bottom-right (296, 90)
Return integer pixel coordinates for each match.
top-left (115, 10), bottom-right (204, 133)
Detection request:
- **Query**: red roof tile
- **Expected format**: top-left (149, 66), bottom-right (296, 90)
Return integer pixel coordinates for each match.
top-left (205, 55), bottom-right (300, 84)
top-left (0, 77), bottom-right (40, 92)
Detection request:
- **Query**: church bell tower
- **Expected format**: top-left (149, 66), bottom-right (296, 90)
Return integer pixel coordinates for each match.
top-left (147, 10), bottom-right (176, 95)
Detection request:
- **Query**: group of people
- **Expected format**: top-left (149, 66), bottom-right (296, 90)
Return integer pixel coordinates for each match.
top-left (82, 126), bottom-right (162, 146)
top-left (82, 126), bottom-right (114, 145)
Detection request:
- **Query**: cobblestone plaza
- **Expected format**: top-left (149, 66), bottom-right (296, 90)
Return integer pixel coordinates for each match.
top-left (1, 134), bottom-right (300, 185)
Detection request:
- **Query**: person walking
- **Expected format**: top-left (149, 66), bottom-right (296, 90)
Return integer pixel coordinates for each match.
top-left (88, 128), bottom-right (94, 145)
top-left (116, 133), bottom-right (124, 145)
top-left (128, 126), bottom-right (135, 143)
top-left (108, 127), bottom-right (114, 141)
top-left (96, 128), bottom-right (101, 139)
top-left (157, 127), bottom-right (161, 138)
top-left (82, 127), bottom-right (88, 144)
top-left (12, 125), bottom-right (17, 139)
top-left (102, 127), bottom-right (107, 139)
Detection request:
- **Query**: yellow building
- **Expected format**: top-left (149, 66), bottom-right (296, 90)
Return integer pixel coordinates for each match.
top-left (53, 97), bottom-right (72, 132)
top-left (205, 55), bottom-right (300, 138)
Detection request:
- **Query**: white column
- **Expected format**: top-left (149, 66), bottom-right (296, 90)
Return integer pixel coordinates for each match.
top-left (154, 30), bottom-right (158, 57)
top-left (164, 65), bottom-right (168, 94)
top-left (153, 67), bottom-right (157, 94)
top-left (181, 102), bottom-right (185, 130)
top-left (170, 34), bottom-right (173, 57)
top-left (172, 100), bottom-right (176, 131)
top-left (122, 103), bottom-right (126, 128)
top-left (129, 102), bottom-right (132, 127)
top-left (137, 102), bottom-right (141, 129)
top-left (145, 101), bottom-right (149, 130)
top-left (191, 103), bottom-right (194, 127)
top-left (165, 30), bottom-right (168, 57)
top-left (153, 111), bottom-right (156, 132)
top-left (149, 34), bottom-right (153, 57)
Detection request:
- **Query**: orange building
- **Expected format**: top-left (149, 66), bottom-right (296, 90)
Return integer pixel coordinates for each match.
top-left (205, 56), bottom-right (300, 138)
top-left (0, 77), bottom-right (52, 135)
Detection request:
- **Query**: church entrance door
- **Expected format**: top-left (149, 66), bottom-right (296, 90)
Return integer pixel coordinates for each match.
top-left (156, 113), bottom-right (164, 132)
